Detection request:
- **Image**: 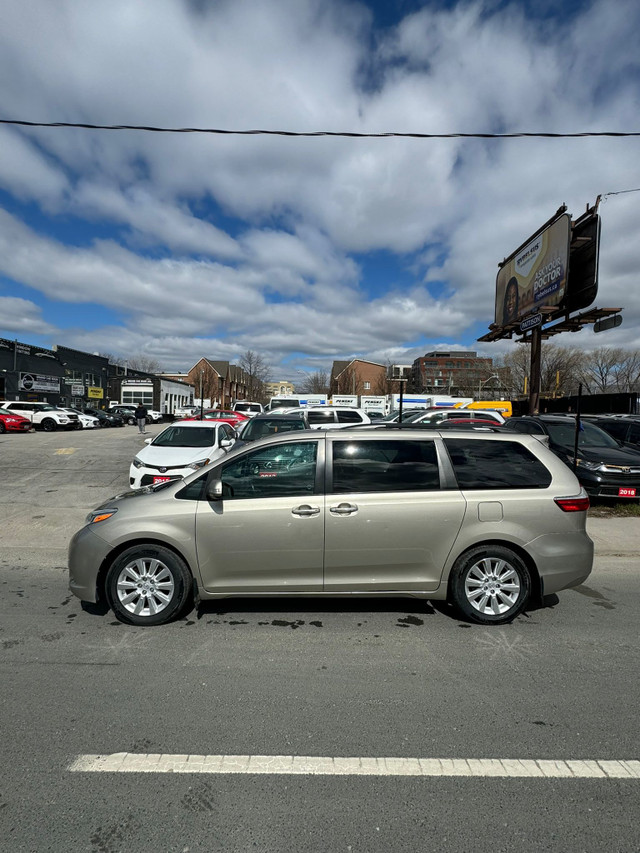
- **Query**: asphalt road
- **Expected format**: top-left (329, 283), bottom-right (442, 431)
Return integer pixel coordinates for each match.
top-left (1, 425), bottom-right (639, 852)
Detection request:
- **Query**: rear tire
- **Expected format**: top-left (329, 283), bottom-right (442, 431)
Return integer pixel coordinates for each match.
top-left (105, 545), bottom-right (192, 626)
top-left (449, 545), bottom-right (531, 625)
top-left (42, 418), bottom-right (57, 432)
top-left (0, 422), bottom-right (6, 434)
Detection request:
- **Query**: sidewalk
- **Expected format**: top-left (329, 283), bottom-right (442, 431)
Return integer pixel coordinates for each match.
top-left (587, 516), bottom-right (640, 556)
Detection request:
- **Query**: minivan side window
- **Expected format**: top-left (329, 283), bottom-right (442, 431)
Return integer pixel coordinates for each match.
top-left (220, 441), bottom-right (319, 499)
top-left (331, 439), bottom-right (440, 493)
top-left (444, 439), bottom-right (552, 489)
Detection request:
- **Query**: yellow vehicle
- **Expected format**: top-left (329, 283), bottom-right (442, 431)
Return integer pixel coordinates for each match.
top-left (455, 400), bottom-right (513, 418)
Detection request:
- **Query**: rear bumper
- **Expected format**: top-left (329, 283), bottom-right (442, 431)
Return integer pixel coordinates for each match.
top-left (527, 531), bottom-right (594, 595)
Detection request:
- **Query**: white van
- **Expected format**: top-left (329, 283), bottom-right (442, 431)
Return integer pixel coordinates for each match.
top-left (232, 401), bottom-right (264, 417)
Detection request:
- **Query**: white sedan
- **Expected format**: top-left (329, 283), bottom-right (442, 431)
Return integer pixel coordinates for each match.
top-left (129, 420), bottom-right (236, 489)
top-left (62, 407), bottom-right (100, 429)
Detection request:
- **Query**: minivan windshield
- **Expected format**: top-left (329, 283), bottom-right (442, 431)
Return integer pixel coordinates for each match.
top-left (546, 420), bottom-right (620, 450)
top-left (152, 426), bottom-right (216, 448)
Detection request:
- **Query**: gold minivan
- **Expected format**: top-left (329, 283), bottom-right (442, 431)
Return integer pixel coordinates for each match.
top-left (69, 429), bottom-right (593, 626)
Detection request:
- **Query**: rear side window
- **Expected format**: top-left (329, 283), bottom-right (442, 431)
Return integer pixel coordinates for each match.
top-left (332, 440), bottom-right (440, 493)
top-left (336, 410), bottom-right (364, 423)
top-left (308, 410), bottom-right (335, 425)
top-left (444, 439), bottom-right (552, 490)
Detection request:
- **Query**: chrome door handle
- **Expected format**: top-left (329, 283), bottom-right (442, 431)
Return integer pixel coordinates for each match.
top-left (329, 503), bottom-right (358, 516)
top-left (292, 505), bottom-right (320, 517)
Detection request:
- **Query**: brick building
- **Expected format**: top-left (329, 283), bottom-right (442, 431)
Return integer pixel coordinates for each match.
top-left (411, 351), bottom-right (495, 396)
top-left (330, 359), bottom-right (388, 396)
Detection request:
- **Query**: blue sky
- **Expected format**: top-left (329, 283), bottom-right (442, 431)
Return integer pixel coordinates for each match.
top-left (1, 0), bottom-right (639, 380)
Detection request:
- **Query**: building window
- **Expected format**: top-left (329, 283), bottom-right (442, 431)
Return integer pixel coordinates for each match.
top-left (65, 369), bottom-right (83, 382)
top-left (122, 390), bottom-right (153, 406)
top-left (85, 373), bottom-right (98, 387)
top-left (363, 381), bottom-right (371, 390)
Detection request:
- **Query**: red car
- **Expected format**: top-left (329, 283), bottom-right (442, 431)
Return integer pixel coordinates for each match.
top-left (181, 409), bottom-right (249, 427)
top-left (0, 407), bottom-right (32, 433)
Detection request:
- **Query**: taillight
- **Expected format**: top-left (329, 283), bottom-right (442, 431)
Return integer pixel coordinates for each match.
top-left (554, 495), bottom-right (590, 512)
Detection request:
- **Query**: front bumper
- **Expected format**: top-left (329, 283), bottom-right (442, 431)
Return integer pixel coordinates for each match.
top-left (577, 470), bottom-right (640, 499)
top-left (68, 524), bottom-right (115, 603)
top-left (129, 464), bottom-right (189, 490)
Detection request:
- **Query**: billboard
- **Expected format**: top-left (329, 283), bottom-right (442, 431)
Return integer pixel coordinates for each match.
top-left (495, 213), bottom-right (571, 327)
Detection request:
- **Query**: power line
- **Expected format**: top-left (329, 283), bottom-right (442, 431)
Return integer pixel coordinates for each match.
top-left (1, 118), bottom-right (640, 139)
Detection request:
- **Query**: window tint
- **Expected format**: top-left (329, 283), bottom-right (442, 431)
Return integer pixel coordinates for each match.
top-left (220, 442), bottom-right (318, 500)
top-left (444, 439), bottom-right (552, 490)
top-left (336, 410), bottom-right (364, 423)
top-left (307, 410), bottom-right (335, 425)
top-left (332, 440), bottom-right (440, 493)
top-left (628, 425), bottom-right (640, 444)
top-left (241, 417), bottom-right (307, 441)
top-left (507, 419), bottom-right (546, 435)
top-left (597, 420), bottom-right (627, 441)
top-left (175, 476), bottom-right (206, 501)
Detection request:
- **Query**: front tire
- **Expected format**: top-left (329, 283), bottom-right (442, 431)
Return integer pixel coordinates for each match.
top-left (42, 418), bottom-right (57, 432)
top-left (0, 422), bottom-right (6, 434)
top-left (449, 545), bottom-right (531, 625)
top-left (105, 545), bottom-right (192, 626)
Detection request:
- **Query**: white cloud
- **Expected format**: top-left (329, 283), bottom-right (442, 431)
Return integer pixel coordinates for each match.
top-left (0, 296), bottom-right (58, 336)
top-left (0, 0), bottom-right (639, 373)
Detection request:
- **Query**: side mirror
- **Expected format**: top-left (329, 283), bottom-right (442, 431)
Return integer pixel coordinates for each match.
top-left (205, 478), bottom-right (223, 501)
top-left (144, 438), bottom-right (152, 444)
top-left (220, 438), bottom-right (234, 448)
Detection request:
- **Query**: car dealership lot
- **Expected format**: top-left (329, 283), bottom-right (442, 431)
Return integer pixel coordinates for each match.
top-left (1, 429), bottom-right (639, 852)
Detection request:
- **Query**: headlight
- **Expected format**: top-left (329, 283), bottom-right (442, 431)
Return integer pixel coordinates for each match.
top-left (187, 458), bottom-right (210, 470)
top-left (132, 457), bottom-right (144, 468)
top-left (575, 459), bottom-right (603, 471)
top-left (86, 508), bottom-right (118, 524)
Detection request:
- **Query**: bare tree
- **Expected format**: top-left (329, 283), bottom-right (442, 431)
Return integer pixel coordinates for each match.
top-left (496, 344), bottom-right (582, 398)
top-left (577, 346), bottom-right (625, 394)
top-left (613, 350), bottom-right (640, 393)
top-left (299, 370), bottom-right (329, 394)
top-left (239, 350), bottom-right (271, 401)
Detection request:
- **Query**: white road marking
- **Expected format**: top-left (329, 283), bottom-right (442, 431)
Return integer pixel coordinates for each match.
top-left (68, 754), bottom-right (640, 778)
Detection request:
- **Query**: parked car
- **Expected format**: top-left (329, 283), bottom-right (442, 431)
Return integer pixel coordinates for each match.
top-left (233, 410), bottom-right (310, 447)
top-left (61, 407), bottom-right (99, 429)
top-left (586, 416), bottom-right (640, 453)
top-left (503, 415), bottom-right (640, 499)
top-left (174, 405), bottom-right (199, 418)
top-left (109, 404), bottom-right (160, 425)
top-left (372, 409), bottom-right (426, 423)
top-left (0, 407), bottom-right (32, 433)
top-left (0, 401), bottom-right (78, 431)
top-left (232, 401), bottom-right (264, 417)
top-left (305, 406), bottom-right (372, 429)
top-left (69, 428), bottom-right (593, 627)
top-left (84, 407), bottom-right (124, 428)
top-left (182, 409), bottom-right (249, 427)
top-left (129, 420), bottom-right (236, 489)
top-left (403, 408), bottom-right (505, 425)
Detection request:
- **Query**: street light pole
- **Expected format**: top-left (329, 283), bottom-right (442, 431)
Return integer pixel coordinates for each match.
top-left (200, 370), bottom-right (204, 420)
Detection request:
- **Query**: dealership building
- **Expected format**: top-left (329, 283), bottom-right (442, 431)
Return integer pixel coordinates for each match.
top-left (0, 338), bottom-right (193, 414)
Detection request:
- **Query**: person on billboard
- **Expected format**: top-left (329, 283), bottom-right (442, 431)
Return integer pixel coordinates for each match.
top-left (502, 276), bottom-right (519, 325)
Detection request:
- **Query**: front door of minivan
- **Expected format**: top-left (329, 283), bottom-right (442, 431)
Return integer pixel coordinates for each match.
top-left (195, 439), bottom-right (324, 592)
top-left (323, 436), bottom-right (466, 591)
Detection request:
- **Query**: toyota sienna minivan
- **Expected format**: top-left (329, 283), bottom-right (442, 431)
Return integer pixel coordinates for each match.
top-left (68, 428), bottom-right (593, 626)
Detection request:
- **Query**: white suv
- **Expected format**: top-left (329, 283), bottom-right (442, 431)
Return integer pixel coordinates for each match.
top-left (0, 401), bottom-right (79, 431)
